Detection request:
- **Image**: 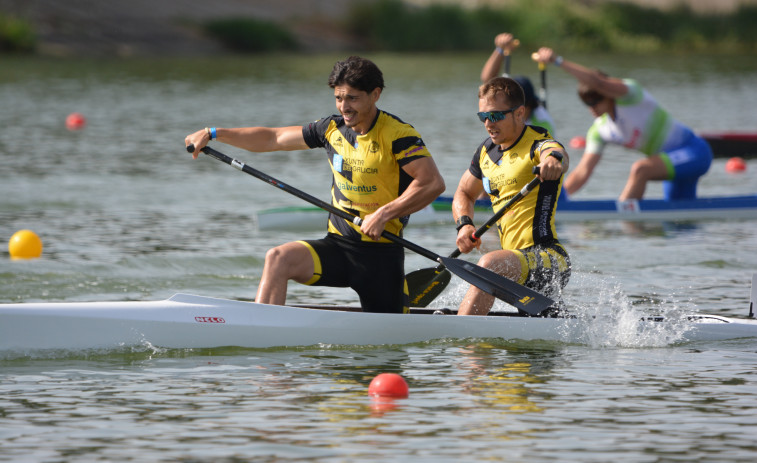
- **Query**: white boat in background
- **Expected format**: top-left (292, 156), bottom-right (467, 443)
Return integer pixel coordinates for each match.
top-left (1, 275), bottom-right (756, 352)
top-left (256, 194), bottom-right (757, 230)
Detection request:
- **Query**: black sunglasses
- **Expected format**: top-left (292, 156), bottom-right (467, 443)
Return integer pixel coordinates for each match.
top-left (477, 106), bottom-right (521, 123)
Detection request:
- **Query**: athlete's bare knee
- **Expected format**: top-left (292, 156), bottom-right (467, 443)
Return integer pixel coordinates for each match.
top-left (263, 245), bottom-right (297, 275)
top-left (477, 251), bottom-right (518, 277)
top-left (263, 242), bottom-right (313, 283)
top-left (628, 160), bottom-right (652, 180)
top-left (477, 253), bottom-right (499, 269)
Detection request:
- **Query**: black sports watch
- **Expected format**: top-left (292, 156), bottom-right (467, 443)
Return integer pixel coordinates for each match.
top-left (547, 151), bottom-right (564, 163)
top-left (455, 215), bottom-right (474, 232)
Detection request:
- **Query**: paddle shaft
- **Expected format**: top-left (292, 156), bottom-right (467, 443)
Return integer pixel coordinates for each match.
top-left (538, 62), bottom-right (547, 109)
top-left (502, 39), bottom-right (518, 76)
top-left (190, 145), bottom-right (441, 262)
top-left (449, 173), bottom-right (541, 260)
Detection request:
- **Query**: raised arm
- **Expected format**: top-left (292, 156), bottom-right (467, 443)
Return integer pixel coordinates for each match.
top-left (531, 47), bottom-right (628, 99)
top-left (481, 33), bottom-right (519, 82)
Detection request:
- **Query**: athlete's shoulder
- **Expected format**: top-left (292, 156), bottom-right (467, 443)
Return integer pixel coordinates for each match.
top-left (305, 114), bottom-right (343, 132)
top-left (618, 78), bottom-right (644, 105)
top-left (303, 114), bottom-right (344, 148)
top-left (377, 110), bottom-right (419, 131)
top-left (527, 125), bottom-right (551, 137)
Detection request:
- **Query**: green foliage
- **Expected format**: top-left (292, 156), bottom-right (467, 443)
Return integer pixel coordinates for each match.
top-left (0, 13), bottom-right (36, 53)
top-left (345, 0), bottom-right (757, 53)
top-left (348, 0), bottom-right (508, 51)
top-left (204, 18), bottom-right (297, 53)
top-left (725, 5), bottom-right (757, 42)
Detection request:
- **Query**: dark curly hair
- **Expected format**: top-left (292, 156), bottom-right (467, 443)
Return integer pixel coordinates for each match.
top-left (328, 56), bottom-right (385, 93)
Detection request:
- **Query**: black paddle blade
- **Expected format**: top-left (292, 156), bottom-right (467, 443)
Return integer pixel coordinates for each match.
top-left (406, 267), bottom-right (452, 307)
top-left (438, 257), bottom-right (554, 316)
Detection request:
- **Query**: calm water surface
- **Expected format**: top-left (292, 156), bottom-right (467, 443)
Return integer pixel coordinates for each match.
top-left (1, 54), bottom-right (757, 461)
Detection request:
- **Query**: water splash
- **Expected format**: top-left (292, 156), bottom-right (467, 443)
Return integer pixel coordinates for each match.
top-left (430, 273), bottom-right (698, 348)
top-left (563, 274), bottom-right (695, 348)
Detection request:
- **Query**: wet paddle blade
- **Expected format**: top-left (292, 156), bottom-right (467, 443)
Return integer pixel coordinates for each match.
top-left (406, 267), bottom-right (452, 307)
top-left (438, 257), bottom-right (554, 316)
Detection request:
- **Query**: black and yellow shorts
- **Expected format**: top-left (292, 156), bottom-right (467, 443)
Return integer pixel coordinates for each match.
top-left (512, 241), bottom-right (571, 299)
top-left (297, 233), bottom-right (409, 313)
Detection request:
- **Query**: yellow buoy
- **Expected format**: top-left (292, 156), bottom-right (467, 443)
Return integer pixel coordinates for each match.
top-left (8, 229), bottom-right (43, 259)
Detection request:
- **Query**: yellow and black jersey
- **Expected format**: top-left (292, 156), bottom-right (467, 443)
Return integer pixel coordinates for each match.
top-left (469, 125), bottom-right (565, 250)
top-left (303, 110), bottom-right (432, 243)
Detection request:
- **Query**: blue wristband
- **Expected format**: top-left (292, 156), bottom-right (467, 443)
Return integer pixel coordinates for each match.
top-left (495, 47), bottom-right (504, 56)
top-left (210, 127), bottom-right (217, 140)
top-left (554, 56), bottom-right (564, 67)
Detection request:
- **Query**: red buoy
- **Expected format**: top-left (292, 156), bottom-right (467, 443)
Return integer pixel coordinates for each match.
top-left (66, 112), bottom-right (87, 131)
top-left (725, 157), bottom-right (746, 173)
top-left (368, 373), bottom-right (409, 398)
top-left (569, 136), bottom-right (586, 149)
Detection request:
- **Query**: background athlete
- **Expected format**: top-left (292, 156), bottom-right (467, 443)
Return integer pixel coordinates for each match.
top-left (481, 32), bottom-right (556, 136)
top-left (185, 56), bottom-right (445, 313)
top-left (453, 77), bottom-right (571, 316)
top-left (532, 47), bottom-right (712, 201)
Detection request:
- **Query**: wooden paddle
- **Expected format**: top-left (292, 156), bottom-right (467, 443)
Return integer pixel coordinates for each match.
top-left (186, 144), bottom-right (554, 316)
top-left (407, 170), bottom-right (542, 308)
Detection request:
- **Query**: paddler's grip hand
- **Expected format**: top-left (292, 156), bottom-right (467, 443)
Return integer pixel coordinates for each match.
top-left (185, 128), bottom-right (213, 159)
top-left (185, 143), bottom-right (203, 160)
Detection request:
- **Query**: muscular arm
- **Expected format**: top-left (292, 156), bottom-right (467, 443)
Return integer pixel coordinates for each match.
top-left (452, 170), bottom-right (485, 254)
top-left (185, 126), bottom-right (309, 159)
top-left (532, 47), bottom-right (628, 99)
top-left (559, 60), bottom-right (628, 99)
top-left (563, 151), bottom-right (601, 195)
top-left (481, 33), bottom-right (519, 82)
top-left (360, 157), bottom-right (446, 240)
top-left (481, 50), bottom-right (505, 82)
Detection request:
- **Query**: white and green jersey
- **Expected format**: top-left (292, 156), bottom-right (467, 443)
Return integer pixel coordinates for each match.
top-left (585, 79), bottom-right (690, 157)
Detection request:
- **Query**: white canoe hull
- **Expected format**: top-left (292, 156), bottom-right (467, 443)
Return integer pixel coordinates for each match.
top-left (1, 293), bottom-right (756, 351)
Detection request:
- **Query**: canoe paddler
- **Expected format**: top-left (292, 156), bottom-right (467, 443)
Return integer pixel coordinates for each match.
top-left (452, 76), bottom-right (571, 316)
top-left (532, 47), bottom-right (713, 201)
top-left (185, 56), bottom-right (445, 314)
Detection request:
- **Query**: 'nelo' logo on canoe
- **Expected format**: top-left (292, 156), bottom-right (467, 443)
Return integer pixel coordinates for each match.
top-left (195, 316), bottom-right (225, 323)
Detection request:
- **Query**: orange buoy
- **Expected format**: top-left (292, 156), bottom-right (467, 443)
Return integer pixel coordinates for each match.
top-left (66, 112), bottom-right (86, 131)
top-left (725, 157), bottom-right (746, 173)
top-left (368, 373), bottom-right (409, 398)
top-left (8, 229), bottom-right (43, 259)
